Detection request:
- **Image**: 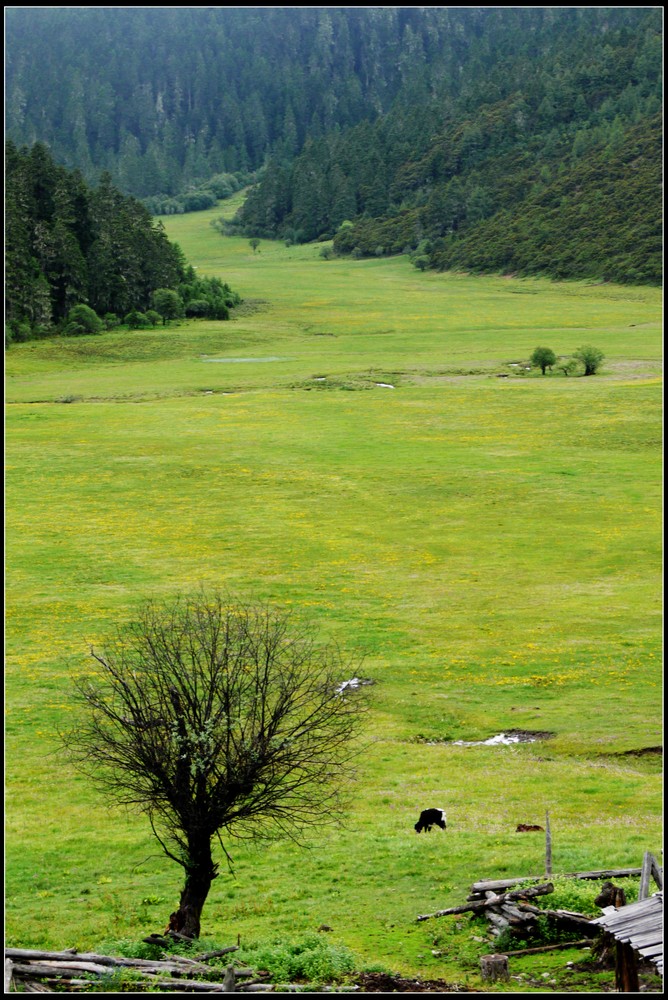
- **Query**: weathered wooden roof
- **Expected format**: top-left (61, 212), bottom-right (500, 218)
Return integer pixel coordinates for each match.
top-left (592, 892), bottom-right (663, 974)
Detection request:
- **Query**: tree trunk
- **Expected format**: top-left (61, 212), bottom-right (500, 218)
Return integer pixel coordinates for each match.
top-left (169, 837), bottom-right (218, 939)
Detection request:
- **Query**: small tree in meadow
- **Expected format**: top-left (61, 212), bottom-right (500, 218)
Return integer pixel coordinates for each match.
top-left (530, 346), bottom-right (557, 375)
top-left (557, 358), bottom-right (579, 377)
top-left (574, 344), bottom-right (605, 376)
top-left (63, 593), bottom-right (367, 939)
top-left (145, 309), bottom-right (162, 328)
top-left (249, 238), bottom-right (260, 253)
top-left (151, 288), bottom-right (184, 325)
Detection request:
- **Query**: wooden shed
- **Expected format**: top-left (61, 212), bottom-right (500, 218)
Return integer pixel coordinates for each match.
top-left (591, 891), bottom-right (663, 991)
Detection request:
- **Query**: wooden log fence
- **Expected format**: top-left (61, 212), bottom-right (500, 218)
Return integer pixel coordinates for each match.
top-left (468, 867), bottom-right (649, 897)
top-left (416, 881), bottom-right (554, 922)
top-left (4, 947), bottom-right (304, 993)
top-left (418, 854), bottom-right (663, 982)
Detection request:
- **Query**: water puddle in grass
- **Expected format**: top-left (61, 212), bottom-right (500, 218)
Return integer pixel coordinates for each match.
top-left (336, 677), bottom-right (374, 695)
top-left (451, 729), bottom-right (555, 746)
top-left (202, 356), bottom-right (289, 363)
top-left (414, 729), bottom-right (555, 747)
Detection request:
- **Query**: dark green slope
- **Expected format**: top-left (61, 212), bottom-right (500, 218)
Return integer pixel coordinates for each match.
top-left (332, 114), bottom-right (662, 285)
top-left (431, 115), bottom-right (662, 284)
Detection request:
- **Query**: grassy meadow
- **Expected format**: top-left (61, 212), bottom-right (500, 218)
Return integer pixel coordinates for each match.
top-left (4, 195), bottom-right (663, 989)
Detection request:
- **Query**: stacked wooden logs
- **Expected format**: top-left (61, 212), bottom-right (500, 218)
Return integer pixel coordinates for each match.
top-left (417, 876), bottom-right (599, 943)
top-left (4, 947), bottom-right (300, 993)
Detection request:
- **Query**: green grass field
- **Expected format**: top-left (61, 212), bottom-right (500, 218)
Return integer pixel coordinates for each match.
top-left (5, 198), bottom-right (662, 990)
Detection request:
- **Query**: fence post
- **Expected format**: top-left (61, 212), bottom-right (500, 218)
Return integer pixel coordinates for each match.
top-left (639, 851), bottom-right (653, 900)
top-left (545, 811), bottom-right (552, 877)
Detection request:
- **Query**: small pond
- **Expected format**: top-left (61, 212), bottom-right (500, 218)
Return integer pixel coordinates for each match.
top-left (201, 356), bottom-right (289, 363)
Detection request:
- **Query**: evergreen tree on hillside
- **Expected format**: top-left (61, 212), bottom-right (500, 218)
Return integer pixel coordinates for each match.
top-left (5, 7), bottom-right (662, 285)
top-left (7, 7), bottom-right (660, 205)
top-left (5, 144), bottom-right (190, 342)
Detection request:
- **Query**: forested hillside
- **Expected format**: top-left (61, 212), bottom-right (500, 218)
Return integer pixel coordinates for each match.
top-left (5, 7), bottom-right (455, 195)
top-left (5, 6), bottom-right (663, 285)
top-left (235, 8), bottom-right (662, 283)
top-left (5, 142), bottom-right (239, 342)
top-left (326, 112), bottom-right (662, 284)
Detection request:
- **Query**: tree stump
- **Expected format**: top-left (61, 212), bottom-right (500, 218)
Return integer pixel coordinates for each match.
top-left (595, 882), bottom-right (626, 909)
top-left (480, 954), bottom-right (509, 982)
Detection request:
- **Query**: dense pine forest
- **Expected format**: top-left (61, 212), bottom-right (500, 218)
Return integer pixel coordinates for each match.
top-left (5, 143), bottom-right (239, 342)
top-left (5, 6), bottom-right (663, 297)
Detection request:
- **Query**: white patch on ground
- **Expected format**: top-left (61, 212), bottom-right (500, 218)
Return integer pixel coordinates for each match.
top-left (336, 677), bottom-right (374, 694)
top-left (451, 732), bottom-right (537, 747)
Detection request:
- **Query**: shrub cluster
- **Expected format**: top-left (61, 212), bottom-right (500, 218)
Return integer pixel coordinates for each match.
top-left (529, 345), bottom-right (604, 376)
top-left (57, 269), bottom-right (241, 335)
top-left (236, 934), bottom-right (357, 984)
top-left (143, 172), bottom-right (255, 216)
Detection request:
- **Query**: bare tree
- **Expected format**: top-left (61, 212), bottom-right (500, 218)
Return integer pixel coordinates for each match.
top-left (63, 594), bottom-right (367, 939)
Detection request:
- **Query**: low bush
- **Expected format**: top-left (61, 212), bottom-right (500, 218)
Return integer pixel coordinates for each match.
top-left (124, 310), bottom-right (149, 330)
top-left (236, 933), bottom-right (357, 983)
top-left (62, 304), bottom-right (104, 336)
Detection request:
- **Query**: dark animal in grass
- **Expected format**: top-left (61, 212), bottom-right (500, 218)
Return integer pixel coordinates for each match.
top-left (516, 823), bottom-right (544, 832)
top-left (415, 808), bottom-right (447, 833)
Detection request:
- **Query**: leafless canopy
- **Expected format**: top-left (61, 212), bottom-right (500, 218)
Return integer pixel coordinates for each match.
top-left (64, 594), bottom-right (368, 869)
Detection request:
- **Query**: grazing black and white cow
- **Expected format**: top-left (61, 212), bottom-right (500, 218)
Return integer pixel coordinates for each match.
top-left (414, 808), bottom-right (447, 833)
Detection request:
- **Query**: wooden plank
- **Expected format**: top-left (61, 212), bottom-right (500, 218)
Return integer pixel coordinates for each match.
top-left (4, 949), bottom-right (211, 976)
top-left (500, 903), bottom-right (534, 923)
top-left (639, 852), bottom-right (653, 900)
top-left (196, 947), bottom-right (239, 962)
top-left (5, 959), bottom-right (13, 993)
top-left (11, 962), bottom-right (107, 978)
top-left (598, 910), bottom-right (662, 931)
top-left (471, 877), bottom-right (543, 892)
top-left (147, 979), bottom-right (232, 992)
top-left (629, 930), bottom-right (663, 949)
top-left (25, 960), bottom-right (111, 975)
top-left (471, 868), bottom-right (642, 893)
top-left (566, 869), bottom-right (643, 881)
top-left (416, 882), bottom-right (553, 921)
top-left (650, 856), bottom-right (663, 890)
top-left (599, 901), bottom-right (662, 921)
top-left (501, 939), bottom-right (591, 958)
top-left (638, 943), bottom-right (663, 957)
top-left (515, 904), bottom-right (597, 935)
